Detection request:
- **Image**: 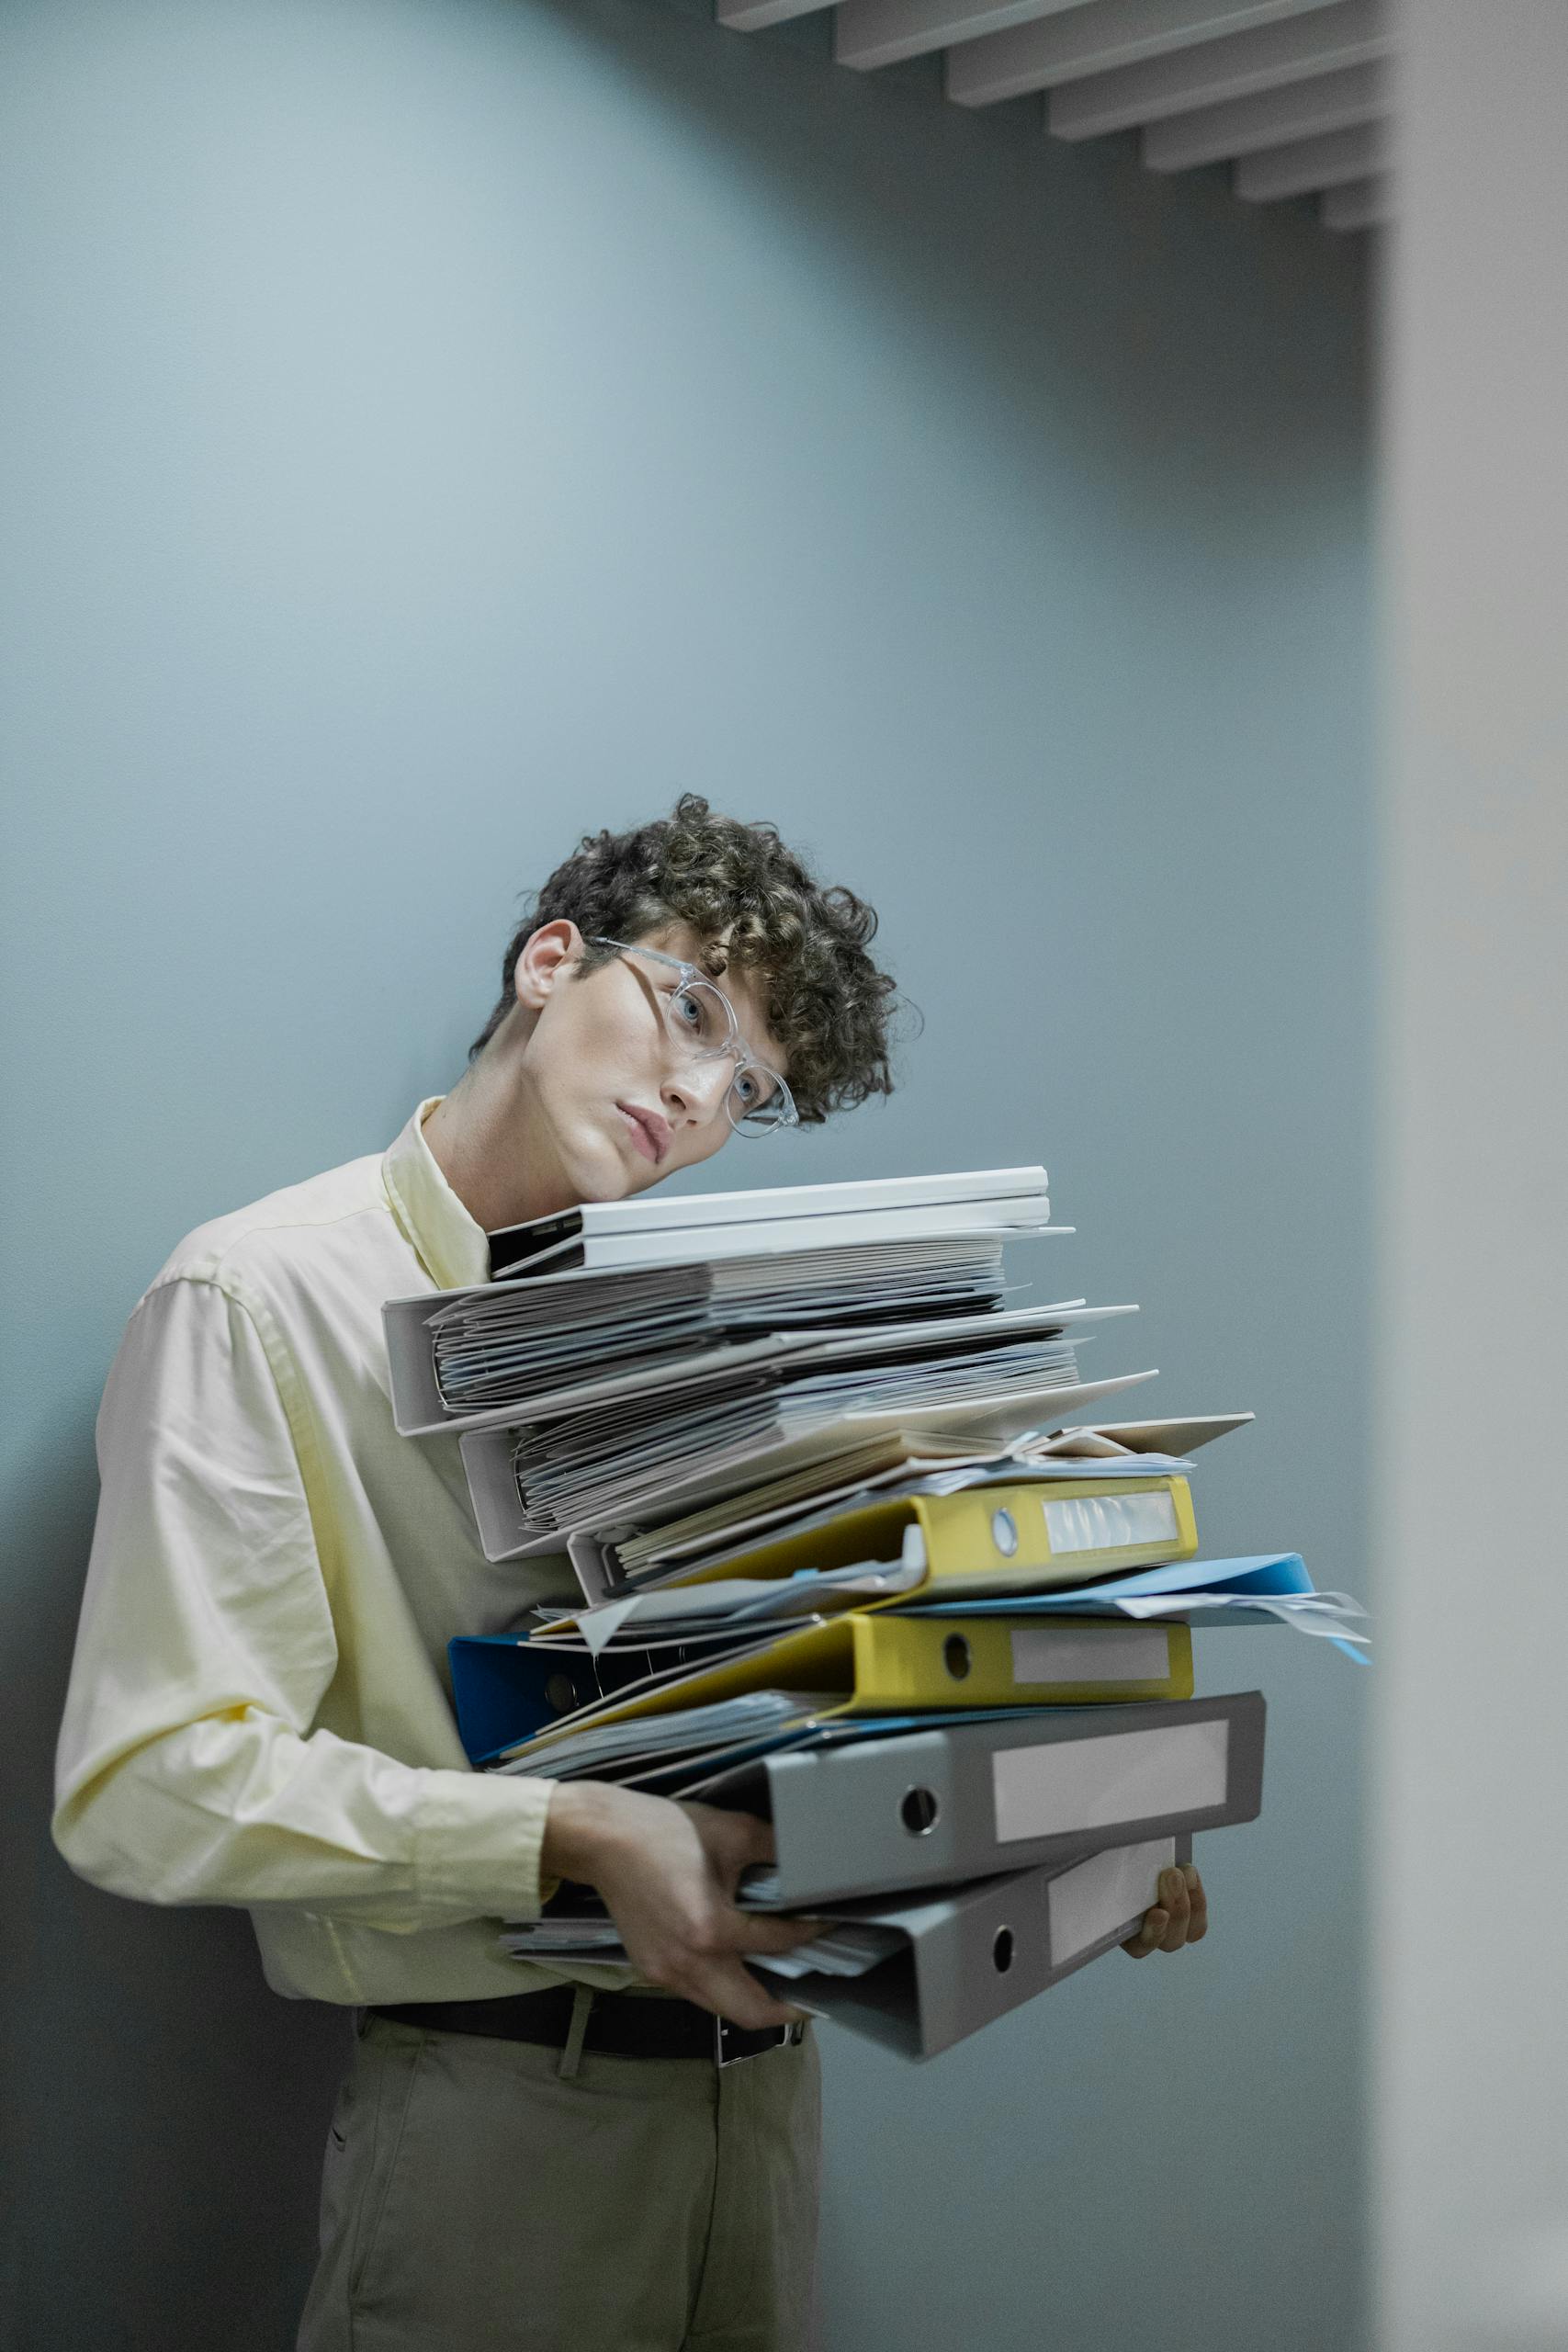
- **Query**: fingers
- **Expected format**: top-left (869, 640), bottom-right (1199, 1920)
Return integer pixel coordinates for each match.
top-left (620, 1892), bottom-right (820, 2024)
top-left (1120, 1865), bottom-right (1210, 1959)
top-left (1155, 1865), bottom-right (1191, 1951)
top-left (682, 1803), bottom-right (777, 1894)
top-left (739, 1815), bottom-right (778, 1866)
top-left (1121, 1907), bottom-right (1167, 1959)
top-left (733, 1913), bottom-right (828, 1956)
top-left (1183, 1864), bottom-right (1209, 1944)
top-left (682, 1956), bottom-right (807, 2031)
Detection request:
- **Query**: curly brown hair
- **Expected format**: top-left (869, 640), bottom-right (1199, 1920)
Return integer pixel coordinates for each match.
top-left (469, 795), bottom-right (902, 1125)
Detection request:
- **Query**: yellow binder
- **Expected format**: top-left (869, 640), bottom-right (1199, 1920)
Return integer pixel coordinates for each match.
top-left (519, 1611), bottom-right (1194, 1750)
top-left (660, 1476), bottom-right (1197, 1604)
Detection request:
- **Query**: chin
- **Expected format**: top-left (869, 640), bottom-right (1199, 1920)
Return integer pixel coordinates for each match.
top-left (559, 1118), bottom-right (649, 1207)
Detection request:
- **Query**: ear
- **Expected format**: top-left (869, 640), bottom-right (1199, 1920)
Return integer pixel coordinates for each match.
top-left (513, 920), bottom-right (584, 1012)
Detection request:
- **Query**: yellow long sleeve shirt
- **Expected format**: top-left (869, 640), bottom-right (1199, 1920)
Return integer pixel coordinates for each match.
top-left (52, 1099), bottom-right (635, 2007)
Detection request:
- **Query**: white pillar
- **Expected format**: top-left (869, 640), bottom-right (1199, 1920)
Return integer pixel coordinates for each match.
top-left (1377, 5), bottom-right (1568, 2347)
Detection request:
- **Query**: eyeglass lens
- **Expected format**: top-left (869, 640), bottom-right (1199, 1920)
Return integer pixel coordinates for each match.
top-left (726, 1068), bottom-right (786, 1130)
top-left (662, 980), bottom-right (733, 1056)
top-left (658, 984), bottom-right (784, 1129)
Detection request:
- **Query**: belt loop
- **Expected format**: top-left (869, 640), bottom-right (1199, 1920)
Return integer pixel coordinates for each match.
top-left (557, 1984), bottom-right (594, 2081)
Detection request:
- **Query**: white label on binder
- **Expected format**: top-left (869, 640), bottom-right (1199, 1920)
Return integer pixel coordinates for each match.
top-left (990, 1718), bottom-right (1229, 1842)
top-left (1048, 1838), bottom-right (1174, 1963)
top-left (1010, 1625), bottom-right (1171, 1685)
top-left (1042, 1489), bottom-right (1179, 1555)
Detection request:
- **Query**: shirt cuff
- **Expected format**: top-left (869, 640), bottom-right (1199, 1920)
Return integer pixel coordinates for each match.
top-left (412, 1767), bottom-right (556, 1922)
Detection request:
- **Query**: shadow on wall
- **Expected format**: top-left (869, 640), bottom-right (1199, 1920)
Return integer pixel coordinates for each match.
top-left (2, 1415), bottom-right (348, 2351)
top-left (544, 0), bottom-right (1364, 506)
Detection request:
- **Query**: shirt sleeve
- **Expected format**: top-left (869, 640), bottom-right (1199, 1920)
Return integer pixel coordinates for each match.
top-left (52, 1274), bottom-right (556, 1933)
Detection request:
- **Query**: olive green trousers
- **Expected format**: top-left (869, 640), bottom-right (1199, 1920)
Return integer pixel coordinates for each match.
top-left (295, 2010), bottom-right (821, 2352)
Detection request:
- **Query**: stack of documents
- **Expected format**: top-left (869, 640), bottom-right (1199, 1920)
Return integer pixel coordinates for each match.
top-left (493, 1310), bottom-right (1130, 1536)
top-left (385, 1167), bottom-right (1161, 1553)
top-left (422, 1247), bottom-right (1015, 1422)
top-left (385, 1163), bottom-right (1365, 2058)
top-left (387, 1167), bottom-right (1060, 1434)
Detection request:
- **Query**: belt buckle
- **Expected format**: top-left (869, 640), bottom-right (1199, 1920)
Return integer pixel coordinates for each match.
top-left (715, 2018), bottom-right (796, 2068)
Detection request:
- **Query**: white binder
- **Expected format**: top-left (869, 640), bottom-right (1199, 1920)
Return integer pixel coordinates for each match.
top-left (685, 1691), bottom-right (1264, 1905)
top-left (762, 1834), bottom-right (1195, 2059)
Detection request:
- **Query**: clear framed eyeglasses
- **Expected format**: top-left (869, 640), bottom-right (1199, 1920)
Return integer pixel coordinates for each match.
top-left (592, 938), bottom-right (799, 1135)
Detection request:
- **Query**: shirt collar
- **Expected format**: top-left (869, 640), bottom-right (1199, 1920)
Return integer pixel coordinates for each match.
top-left (382, 1098), bottom-right (492, 1294)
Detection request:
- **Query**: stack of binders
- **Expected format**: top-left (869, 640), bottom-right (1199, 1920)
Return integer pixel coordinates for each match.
top-left (386, 1167), bottom-right (1365, 2060)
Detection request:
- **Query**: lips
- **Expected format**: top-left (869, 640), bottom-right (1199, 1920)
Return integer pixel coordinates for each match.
top-left (616, 1102), bottom-right (671, 1165)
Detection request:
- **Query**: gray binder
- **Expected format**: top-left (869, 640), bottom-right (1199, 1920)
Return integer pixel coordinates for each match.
top-left (766, 1832), bottom-right (1195, 2060)
top-left (691, 1690), bottom-right (1263, 1905)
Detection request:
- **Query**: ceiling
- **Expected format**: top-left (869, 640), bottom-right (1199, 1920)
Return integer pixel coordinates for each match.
top-left (715, 0), bottom-right (1393, 232)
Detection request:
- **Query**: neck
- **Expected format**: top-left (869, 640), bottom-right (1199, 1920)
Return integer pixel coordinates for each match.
top-left (423, 1052), bottom-right (574, 1235)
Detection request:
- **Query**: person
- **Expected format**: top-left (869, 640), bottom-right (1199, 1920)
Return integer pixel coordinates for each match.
top-left (52, 795), bottom-right (1208, 2352)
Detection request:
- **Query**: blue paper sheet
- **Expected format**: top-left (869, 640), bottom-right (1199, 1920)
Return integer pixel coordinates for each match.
top-left (909, 1552), bottom-right (1313, 1610)
top-left (908, 1553), bottom-right (1367, 1663)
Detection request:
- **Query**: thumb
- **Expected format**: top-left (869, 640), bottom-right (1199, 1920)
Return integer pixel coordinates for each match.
top-left (701, 1806), bottom-right (778, 1892)
top-left (734, 1811), bottom-right (778, 1867)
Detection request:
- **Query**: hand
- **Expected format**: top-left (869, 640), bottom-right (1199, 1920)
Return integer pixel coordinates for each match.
top-left (540, 1781), bottom-right (822, 2029)
top-left (1121, 1861), bottom-right (1209, 1959)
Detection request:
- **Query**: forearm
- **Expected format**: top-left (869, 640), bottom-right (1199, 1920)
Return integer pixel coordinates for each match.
top-left (53, 1709), bottom-right (555, 1932)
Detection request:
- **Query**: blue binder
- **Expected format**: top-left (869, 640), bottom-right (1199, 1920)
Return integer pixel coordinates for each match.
top-left (447, 1636), bottom-right (655, 1767)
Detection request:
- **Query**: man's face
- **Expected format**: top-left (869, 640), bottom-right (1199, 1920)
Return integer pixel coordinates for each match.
top-left (512, 921), bottom-right (790, 1209)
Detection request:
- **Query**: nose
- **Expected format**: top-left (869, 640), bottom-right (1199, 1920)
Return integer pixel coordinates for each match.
top-left (662, 1057), bottom-right (732, 1127)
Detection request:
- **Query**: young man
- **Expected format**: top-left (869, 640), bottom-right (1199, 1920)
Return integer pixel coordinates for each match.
top-left (53, 797), bottom-right (1206, 2352)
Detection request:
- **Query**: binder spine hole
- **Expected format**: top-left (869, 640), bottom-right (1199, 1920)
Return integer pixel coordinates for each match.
top-left (942, 1635), bottom-right (972, 1681)
top-left (899, 1786), bottom-right (940, 1837)
top-left (992, 1928), bottom-right (1015, 1974)
top-left (990, 1509), bottom-right (1019, 1557)
top-left (545, 1673), bottom-right (579, 1715)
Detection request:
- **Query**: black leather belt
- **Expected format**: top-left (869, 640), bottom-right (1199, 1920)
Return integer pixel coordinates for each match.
top-left (367, 1988), bottom-right (804, 2067)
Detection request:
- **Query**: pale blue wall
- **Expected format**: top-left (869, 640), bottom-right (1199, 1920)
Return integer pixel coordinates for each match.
top-left (0, 3), bottom-right (1371, 2346)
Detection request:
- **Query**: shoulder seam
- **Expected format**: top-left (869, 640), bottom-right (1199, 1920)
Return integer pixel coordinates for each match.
top-left (152, 1269), bottom-right (346, 1596)
top-left (143, 1194), bottom-right (390, 1298)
